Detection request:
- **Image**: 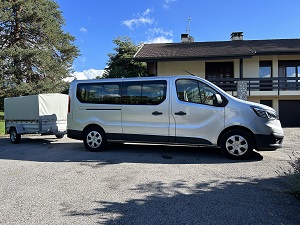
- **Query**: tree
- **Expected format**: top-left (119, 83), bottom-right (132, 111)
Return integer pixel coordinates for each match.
top-left (103, 36), bottom-right (147, 78)
top-left (0, 0), bottom-right (79, 102)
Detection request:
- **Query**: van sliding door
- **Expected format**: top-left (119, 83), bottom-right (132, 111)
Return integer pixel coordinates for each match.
top-left (121, 79), bottom-right (170, 143)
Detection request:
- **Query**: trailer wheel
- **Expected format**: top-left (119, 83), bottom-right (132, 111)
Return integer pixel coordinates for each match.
top-left (220, 130), bottom-right (253, 159)
top-left (83, 126), bottom-right (107, 152)
top-left (9, 128), bottom-right (21, 144)
top-left (55, 134), bottom-right (64, 139)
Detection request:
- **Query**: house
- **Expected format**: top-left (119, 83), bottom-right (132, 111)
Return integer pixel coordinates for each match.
top-left (133, 32), bottom-right (300, 127)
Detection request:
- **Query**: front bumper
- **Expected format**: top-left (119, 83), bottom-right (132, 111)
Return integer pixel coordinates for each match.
top-left (254, 132), bottom-right (284, 150)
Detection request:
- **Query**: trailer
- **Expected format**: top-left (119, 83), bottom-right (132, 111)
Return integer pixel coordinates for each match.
top-left (4, 93), bottom-right (68, 143)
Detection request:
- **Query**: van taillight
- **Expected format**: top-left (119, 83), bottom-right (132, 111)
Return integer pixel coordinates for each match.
top-left (68, 96), bottom-right (70, 113)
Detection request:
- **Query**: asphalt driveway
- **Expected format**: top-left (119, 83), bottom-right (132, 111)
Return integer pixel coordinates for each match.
top-left (0, 128), bottom-right (299, 225)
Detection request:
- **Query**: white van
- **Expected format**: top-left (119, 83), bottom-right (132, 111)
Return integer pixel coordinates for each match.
top-left (67, 75), bottom-right (284, 159)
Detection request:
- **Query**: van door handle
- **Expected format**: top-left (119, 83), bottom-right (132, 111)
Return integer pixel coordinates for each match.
top-left (174, 111), bottom-right (186, 116)
top-left (152, 111), bottom-right (163, 116)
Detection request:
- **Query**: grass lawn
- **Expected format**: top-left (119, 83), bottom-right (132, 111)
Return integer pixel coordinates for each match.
top-left (0, 110), bottom-right (5, 135)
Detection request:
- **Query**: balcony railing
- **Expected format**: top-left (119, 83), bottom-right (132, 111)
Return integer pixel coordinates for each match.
top-left (208, 77), bottom-right (300, 96)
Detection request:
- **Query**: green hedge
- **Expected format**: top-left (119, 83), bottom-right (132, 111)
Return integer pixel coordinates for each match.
top-left (0, 111), bottom-right (4, 135)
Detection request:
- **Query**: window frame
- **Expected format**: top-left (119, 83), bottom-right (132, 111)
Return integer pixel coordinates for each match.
top-left (121, 80), bottom-right (167, 105)
top-left (175, 78), bottom-right (227, 107)
top-left (259, 61), bottom-right (272, 78)
top-left (205, 62), bottom-right (234, 80)
top-left (76, 82), bottom-right (121, 104)
top-left (278, 60), bottom-right (300, 90)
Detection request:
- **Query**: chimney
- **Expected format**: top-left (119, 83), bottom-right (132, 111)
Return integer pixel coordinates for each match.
top-left (231, 32), bottom-right (243, 41)
top-left (181, 33), bottom-right (189, 42)
top-left (181, 33), bottom-right (194, 43)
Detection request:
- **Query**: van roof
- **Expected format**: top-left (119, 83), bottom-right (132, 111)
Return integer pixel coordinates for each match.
top-left (71, 75), bottom-right (201, 83)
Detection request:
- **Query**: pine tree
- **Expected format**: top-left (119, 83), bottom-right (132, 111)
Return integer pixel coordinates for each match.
top-left (0, 0), bottom-right (79, 103)
top-left (103, 36), bottom-right (147, 78)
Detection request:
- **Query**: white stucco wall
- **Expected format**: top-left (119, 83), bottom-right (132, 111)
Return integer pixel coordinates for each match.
top-left (243, 56), bottom-right (259, 78)
top-left (157, 61), bottom-right (205, 77)
top-left (155, 55), bottom-right (300, 80)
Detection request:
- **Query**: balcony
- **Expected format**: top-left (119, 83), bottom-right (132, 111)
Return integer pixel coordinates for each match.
top-left (208, 77), bottom-right (300, 96)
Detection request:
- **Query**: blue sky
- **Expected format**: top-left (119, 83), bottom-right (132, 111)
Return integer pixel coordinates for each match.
top-left (56, 0), bottom-right (300, 79)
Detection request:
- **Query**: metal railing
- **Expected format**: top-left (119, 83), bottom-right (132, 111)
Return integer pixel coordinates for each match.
top-left (208, 77), bottom-right (300, 96)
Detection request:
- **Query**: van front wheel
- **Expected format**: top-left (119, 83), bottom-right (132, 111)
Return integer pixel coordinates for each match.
top-left (83, 126), bottom-right (107, 152)
top-left (220, 130), bottom-right (253, 159)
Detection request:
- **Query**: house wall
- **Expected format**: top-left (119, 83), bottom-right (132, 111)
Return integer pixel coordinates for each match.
top-left (243, 57), bottom-right (259, 78)
top-left (156, 55), bottom-right (300, 78)
top-left (157, 61), bottom-right (205, 77)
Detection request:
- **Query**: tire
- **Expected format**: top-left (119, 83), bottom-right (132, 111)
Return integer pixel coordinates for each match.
top-left (9, 128), bottom-right (21, 144)
top-left (55, 134), bottom-right (65, 139)
top-left (83, 126), bottom-right (107, 152)
top-left (220, 130), bottom-right (254, 159)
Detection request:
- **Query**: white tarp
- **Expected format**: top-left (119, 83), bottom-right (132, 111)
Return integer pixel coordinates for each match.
top-left (4, 94), bottom-right (68, 121)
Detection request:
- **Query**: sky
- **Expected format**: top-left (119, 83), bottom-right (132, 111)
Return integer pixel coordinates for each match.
top-left (56, 0), bottom-right (300, 80)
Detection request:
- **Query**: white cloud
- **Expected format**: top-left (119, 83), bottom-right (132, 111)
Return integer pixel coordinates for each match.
top-left (65, 69), bottom-right (104, 82)
top-left (143, 8), bottom-right (151, 16)
top-left (80, 27), bottom-right (87, 33)
top-left (146, 28), bottom-right (173, 37)
top-left (163, 0), bottom-right (177, 9)
top-left (122, 8), bottom-right (154, 29)
top-left (145, 36), bottom-right (173, 44)
top-left (145, 28), bottom-right (174, 43)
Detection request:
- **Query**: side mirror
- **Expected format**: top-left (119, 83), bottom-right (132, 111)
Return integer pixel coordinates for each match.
top-left (214, 94), bottom-right (223, 105)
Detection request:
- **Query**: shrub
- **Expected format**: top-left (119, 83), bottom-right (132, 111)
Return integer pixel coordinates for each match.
top-left (283, 152), bottom-right (300, 199)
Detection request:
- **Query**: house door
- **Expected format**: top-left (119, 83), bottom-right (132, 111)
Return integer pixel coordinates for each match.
top-left (279, 100), bottom-right (300, 127)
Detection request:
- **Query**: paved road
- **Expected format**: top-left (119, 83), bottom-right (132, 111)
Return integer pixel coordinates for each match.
top-left (0, 129), bottom-right (300, 225)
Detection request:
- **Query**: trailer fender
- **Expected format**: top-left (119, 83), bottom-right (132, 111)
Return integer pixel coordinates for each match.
top-left (8, 125), bottom-right (24, 135)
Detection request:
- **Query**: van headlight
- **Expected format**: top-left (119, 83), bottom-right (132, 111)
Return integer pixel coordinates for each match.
top-left (251, 106), bottom-right (279, 120)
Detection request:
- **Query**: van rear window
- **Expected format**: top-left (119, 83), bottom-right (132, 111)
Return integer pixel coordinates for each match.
top-left (76, 80), bottom-right (167, 105)
top-left (76, 83), bottom-right (121, 104)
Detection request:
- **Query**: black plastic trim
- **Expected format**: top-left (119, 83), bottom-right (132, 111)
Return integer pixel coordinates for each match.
top-left (255, 133), bottom-right (284, 150)
top-left (68, 130), bottom-right (214, 146)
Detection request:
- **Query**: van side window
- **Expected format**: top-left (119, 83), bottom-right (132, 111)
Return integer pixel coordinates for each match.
top-left (122, 80), bottom-right (167, 105)
top-left (176, 79), bottom-right (219, 106)
top-left (76, 83), bottom-right (121, 104)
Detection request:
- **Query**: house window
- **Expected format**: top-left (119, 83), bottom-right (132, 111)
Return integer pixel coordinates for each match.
top-left (260, 100), bottom-right (273, 108)
top-left (205, 62), bottom-right (234, 79)
top-left (259, 61), bottom-right (272, 78)
top-left (147, 62), bottom-right (157, 76)
top-left (286, 66), bottom-right (297, 81)
top-left (259, 61), bottom-right (272, 91)
top-left (205, 62), bottom-right (234, 91)
top-left (278, 61), bottom-right (300, 90)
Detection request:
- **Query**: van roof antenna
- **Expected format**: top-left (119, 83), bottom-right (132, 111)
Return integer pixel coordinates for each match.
top-left (183, 69), bottom-right (195, 76)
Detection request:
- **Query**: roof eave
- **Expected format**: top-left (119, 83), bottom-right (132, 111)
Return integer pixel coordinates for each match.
top-left (134, 54), bottom-right (255, 62)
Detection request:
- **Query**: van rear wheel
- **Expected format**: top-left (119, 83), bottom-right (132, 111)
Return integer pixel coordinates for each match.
top-left (83, 126), bottom-right (107, 152)
top-left (220, 130), bottom-right (253, 159)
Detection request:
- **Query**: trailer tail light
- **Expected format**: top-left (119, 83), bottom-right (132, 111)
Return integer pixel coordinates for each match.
top-left (68, 96), bottom-right (70, 113)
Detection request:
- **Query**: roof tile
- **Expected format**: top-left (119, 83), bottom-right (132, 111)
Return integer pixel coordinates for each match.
top-left (134, 39), bottom-right (300, 61)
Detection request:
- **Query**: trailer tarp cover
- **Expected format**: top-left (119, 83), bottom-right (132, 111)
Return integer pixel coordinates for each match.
top-left (4, 94), bottom-right (68, 121)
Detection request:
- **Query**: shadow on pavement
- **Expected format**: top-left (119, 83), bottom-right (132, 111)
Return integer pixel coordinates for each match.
top-left (0, 136), bottom-right (263, 164)
top-left (63, 178), bottom-right (300, 225)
